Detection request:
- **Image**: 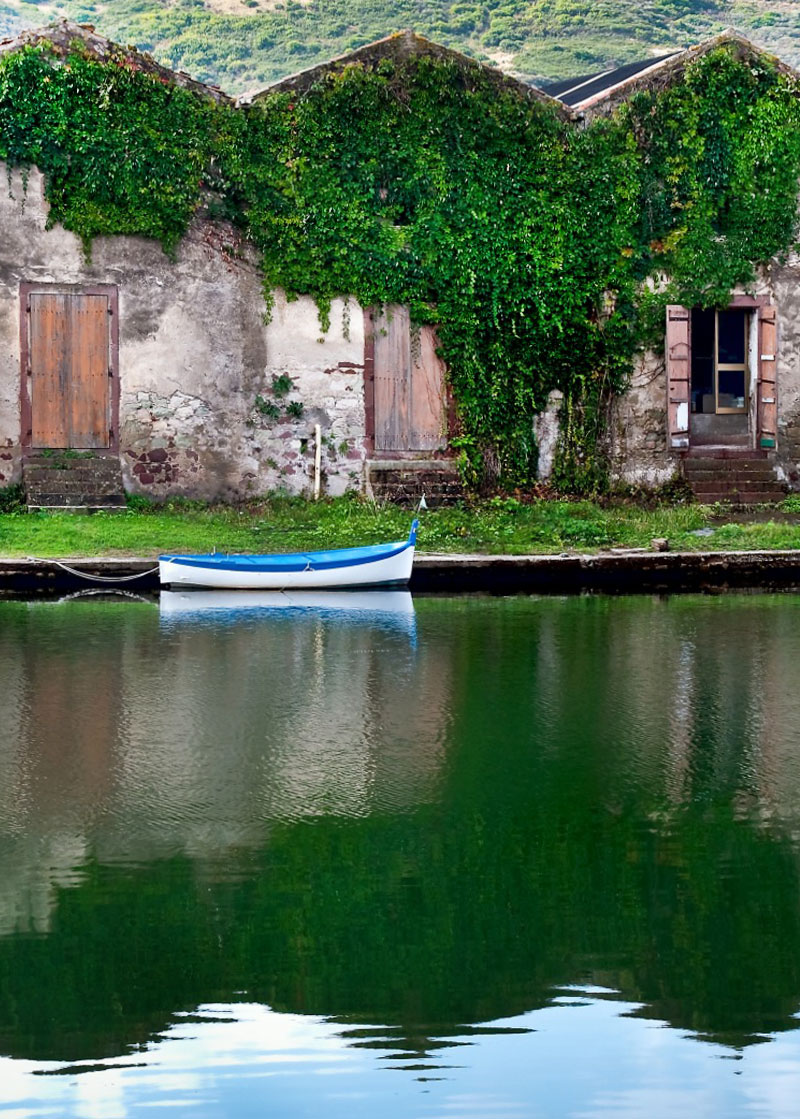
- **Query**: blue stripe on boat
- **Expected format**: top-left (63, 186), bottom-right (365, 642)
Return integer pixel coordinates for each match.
top-left (159, 537), bottom-right (413, 574)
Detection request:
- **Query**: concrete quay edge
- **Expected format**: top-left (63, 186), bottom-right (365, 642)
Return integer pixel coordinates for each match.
top-left (2, 550), bottom-right (800, 594)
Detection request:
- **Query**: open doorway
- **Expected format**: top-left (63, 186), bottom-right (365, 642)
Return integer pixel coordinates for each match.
top-left (690, 308), bottom-right (750, 445)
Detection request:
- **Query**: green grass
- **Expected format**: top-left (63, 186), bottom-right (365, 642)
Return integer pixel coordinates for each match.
top-left (3, 494), bottom-right (800, 558)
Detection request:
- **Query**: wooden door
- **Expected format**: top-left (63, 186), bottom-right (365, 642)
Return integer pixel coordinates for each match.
top-left (28, 292), bottom-right (110, 448)
top-left (373, 305), bottom-right (446, 452)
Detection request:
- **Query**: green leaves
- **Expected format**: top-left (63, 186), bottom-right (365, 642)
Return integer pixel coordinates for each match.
top-left (1, 42), bottom-right (797, 492)
top-left (0, 47), bottom-right (218, 252)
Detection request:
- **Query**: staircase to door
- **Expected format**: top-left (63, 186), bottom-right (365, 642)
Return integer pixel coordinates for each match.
top-left (23, 453), bottom-right (127, 511)
top-left (682, 449), bottom-right (786, 505)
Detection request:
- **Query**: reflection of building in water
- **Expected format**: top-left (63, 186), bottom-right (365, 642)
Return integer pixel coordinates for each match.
top-left (0, 602), bottom-right (125, 934)
top-left (511, 596), bottom-right (800, 830)
top-left (0, 598), bottom-right (450, 933)
top-left (648, 599), bottom-right (800, 823)
top-left (117, 603), bottom-right (449, 840)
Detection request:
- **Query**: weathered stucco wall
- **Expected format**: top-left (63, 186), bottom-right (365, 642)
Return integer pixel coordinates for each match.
top-left (764, 256), bottom-right (800, 487)
top-left (607, 350), bottom-right (676, 487)
top-left (0, 164), bottom-right (367, 499)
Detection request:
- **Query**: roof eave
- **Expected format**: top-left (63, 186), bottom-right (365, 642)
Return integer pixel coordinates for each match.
top-left (573, 30), bottom-right (800, 117)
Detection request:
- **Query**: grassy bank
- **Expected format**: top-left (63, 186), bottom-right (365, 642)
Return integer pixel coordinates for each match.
top-left (3, 495), bottom-right (800, 558)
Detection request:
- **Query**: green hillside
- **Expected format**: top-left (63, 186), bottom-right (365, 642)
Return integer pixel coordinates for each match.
top-left (0, 0), bottom-right (799, 95)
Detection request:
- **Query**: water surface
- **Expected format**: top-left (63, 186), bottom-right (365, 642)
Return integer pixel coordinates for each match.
top-left (1, 591), bottom-right (800, 1117)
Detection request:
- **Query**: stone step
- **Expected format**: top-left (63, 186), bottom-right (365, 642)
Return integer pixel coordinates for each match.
top-left (683, 454), bottom-right (770, 468)
top-left (366, 459), bottom-right (463, 506)
top-left (28, 493), bottom-right (127, 508)
top-left (684, 467), bottom-right (778, 482)
top-left (691, 479), bottom-right (785, 494)
top-left (24, 464), bottom-right (123, 481)
top-left (683, 447), bottom-right (768, 459)
top-left (22, 453), bottom-right (126, 511)
top-left (25, 469), bottom-right (123, 485)
top-left (25, 476), bottom-right (125, 493)
top-left (25, 454), bottom-right (119, 466)
top-left (693, 491), bottom-right (786, 505)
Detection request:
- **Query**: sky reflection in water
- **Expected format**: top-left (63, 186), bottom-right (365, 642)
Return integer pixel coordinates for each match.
top-left (4, 997), bottom-right (800, 1119)
top-left (1, 592), bottom-right (800, 1117)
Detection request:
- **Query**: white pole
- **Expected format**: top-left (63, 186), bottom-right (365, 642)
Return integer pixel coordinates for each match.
top-left (313, 423), bottom-right (322, 500)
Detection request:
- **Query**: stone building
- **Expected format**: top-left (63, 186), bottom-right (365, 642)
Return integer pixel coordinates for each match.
top-left (0, 22), bottom-right (797, 505)
top-left (545, 39), bottom-right (796, 502)
top-left (0, 25), bottom-right (468, 505)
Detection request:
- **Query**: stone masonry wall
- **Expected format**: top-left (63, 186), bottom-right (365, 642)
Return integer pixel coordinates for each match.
top-left (0, 164), bottom-right (367, 500)
top-left (764, 254), bottom-right (800, 488)
top-left (606, 350), bottom-right (676, 487)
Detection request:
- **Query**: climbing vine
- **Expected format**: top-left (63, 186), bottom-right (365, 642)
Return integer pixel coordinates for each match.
top-left (1, 38), bottom-right (800, 490)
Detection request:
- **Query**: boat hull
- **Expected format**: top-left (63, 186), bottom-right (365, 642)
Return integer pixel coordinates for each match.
top-left (159, 538), bottom-right (416, 590)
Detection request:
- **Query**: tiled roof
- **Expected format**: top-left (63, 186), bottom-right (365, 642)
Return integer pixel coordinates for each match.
top-left (541, 31), bottom-right (800, 118)
top-left (541, 54), bottom-right (681, 107)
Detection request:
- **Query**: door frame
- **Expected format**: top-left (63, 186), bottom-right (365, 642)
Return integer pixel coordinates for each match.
top-left (667, 294), bottom-right (776, 451)
top-left (19, 282), bottom-right (120, 453)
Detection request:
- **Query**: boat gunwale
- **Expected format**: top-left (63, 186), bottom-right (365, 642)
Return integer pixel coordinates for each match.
top-left (159, 537), bottom-right (413, 574)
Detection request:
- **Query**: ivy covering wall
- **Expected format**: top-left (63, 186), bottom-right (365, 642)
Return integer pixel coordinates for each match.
top-left (1, 40), bottom-right (799, 488)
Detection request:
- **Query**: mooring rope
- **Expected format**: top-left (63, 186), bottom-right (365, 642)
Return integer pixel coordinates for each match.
top-left (43, 559), bottom-right (160, 583)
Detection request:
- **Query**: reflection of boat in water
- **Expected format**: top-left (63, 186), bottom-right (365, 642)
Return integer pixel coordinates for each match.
top-left (159, 589), bottom-right (416, 634)
top-left (159, 522), bottom-right (418, 590)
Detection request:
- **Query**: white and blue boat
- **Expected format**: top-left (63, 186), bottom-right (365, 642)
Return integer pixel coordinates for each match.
top-left (159, 520), bottom-right (419, 590)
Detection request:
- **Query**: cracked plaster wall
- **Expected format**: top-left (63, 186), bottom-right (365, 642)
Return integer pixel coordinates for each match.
top-left (0, 164), bottom-right (367, 499)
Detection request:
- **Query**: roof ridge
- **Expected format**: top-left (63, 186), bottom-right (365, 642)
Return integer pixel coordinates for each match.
top-left (237, 28), bottom-right (567, 113)
top-left (0, 18), bottom-right (232, 104)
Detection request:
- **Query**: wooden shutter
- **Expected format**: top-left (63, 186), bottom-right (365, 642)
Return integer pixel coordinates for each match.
top-left (29, 293), bottom-right (110, 449)
top-left (373, 305), bottom-right (446, 452)
top-left (757, 305), bottom-right (777, 450)
top-left (666, 305), bottom-right (690, 449)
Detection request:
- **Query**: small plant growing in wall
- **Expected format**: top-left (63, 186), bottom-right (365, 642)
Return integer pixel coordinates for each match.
top-left (254, 394), bottom-right (281, 420)
top-left (253, 374), bottom-right (305, 423)
top-left (271, 374), bottom-right (294, 398)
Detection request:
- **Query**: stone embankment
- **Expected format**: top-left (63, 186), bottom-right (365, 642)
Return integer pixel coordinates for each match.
top-left (3, 550), bottom-right (800, 594)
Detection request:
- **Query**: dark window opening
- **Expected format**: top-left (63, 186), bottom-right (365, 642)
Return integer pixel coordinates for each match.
top-left (690, 308), bottom-right (714, 413)
top-left (691, 307), bottom-right (748, 414)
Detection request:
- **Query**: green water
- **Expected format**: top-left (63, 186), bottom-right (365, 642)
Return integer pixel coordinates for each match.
top-left (1, 591), bottom-right (800, 1117)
